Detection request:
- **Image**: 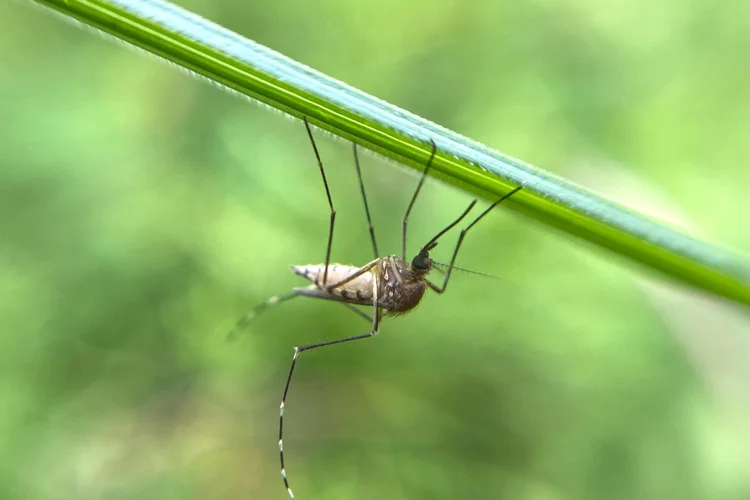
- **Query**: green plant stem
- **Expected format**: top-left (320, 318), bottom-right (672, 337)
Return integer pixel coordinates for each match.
top-left (28, 0), bottom-right (750, 304)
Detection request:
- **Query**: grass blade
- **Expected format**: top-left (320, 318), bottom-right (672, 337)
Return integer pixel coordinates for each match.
top-left (28, 0), bottom-right (750, 304)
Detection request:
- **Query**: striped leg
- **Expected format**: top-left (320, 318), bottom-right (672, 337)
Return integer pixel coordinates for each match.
top-left (279, 274), bottom-right (381, 499)
top-left (226, 290), bottom-right (300, 342)
top-left (226, 289), bottom-right (371, 342)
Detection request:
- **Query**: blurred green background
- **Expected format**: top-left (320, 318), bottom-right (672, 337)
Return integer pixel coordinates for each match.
top-left (1, 1), bottom-right (748, 499)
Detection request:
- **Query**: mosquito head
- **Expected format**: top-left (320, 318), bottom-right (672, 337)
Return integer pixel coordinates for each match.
top-left (408, 198), bottom-right (477, 275)
top-left (411, 241), bottom-right (438, 274)
top-left (408, 185), bottom-right (523, 277)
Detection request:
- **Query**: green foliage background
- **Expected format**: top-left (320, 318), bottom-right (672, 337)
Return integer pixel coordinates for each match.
top-left (1, 1), bottom-right (747, 499)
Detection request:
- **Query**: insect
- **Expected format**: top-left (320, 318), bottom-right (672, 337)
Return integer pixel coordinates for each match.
top-left (229, 118), bottom-right (522, 499)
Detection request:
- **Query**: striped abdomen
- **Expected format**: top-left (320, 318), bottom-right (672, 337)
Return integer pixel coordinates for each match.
top-left (292, 263), bottom-right (375, 304)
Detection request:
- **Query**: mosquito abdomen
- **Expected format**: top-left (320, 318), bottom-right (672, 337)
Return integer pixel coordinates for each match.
top-left (292, 263), bottom-right (375, 302)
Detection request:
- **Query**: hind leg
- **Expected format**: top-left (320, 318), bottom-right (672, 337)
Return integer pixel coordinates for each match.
top-left (226, 287), bottom-right (372, 341)
top-left (278, 273), bottom-right (381, 498)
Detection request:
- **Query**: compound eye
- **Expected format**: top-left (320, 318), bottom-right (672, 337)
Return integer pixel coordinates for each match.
top-left (411, 254), bottom-right (429, 270)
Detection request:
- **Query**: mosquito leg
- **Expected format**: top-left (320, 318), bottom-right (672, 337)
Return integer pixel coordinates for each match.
top-left (226, 290), bottom-right (301, 342)
top-left (352, 144), bottom-right (379, 259)
top-left (303, 117), bottom-right (336, 286)
top-left (401, 140), bottom-right (437, 260)
top-left (427, 186), bottom-right (522, 294)
top-left (294, 287), bottom-right (373, 323)
top-left (322, 259), bottom-right (379, 293)
top-left (279, 274), bottom-right (381, 499)
top-left (421, 199), bottom-right (477, 249)
top-left (226, 285), bottom-right (372, 343)
top-left (339, 303), bottom-right (374, 323)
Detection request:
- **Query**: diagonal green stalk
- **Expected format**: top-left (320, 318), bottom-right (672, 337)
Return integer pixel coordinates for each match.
top-left (28, 0), bottom-right (750, 304)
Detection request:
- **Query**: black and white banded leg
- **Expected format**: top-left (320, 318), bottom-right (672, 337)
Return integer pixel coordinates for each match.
top-left (226, 287), bottom-right (374, 342)
top-left (279, 273), bottom-right (381, 499)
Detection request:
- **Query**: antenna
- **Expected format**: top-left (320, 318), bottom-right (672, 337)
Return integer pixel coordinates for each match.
top-left (432, 261), bottom-right (503, 281)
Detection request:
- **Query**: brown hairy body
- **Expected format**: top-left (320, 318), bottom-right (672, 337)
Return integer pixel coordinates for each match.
top-left (292, 255), bottom-right (428, 315)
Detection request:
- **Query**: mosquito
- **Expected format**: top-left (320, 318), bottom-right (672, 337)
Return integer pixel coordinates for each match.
top-left (229, 118), bottom-right (522, 499)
